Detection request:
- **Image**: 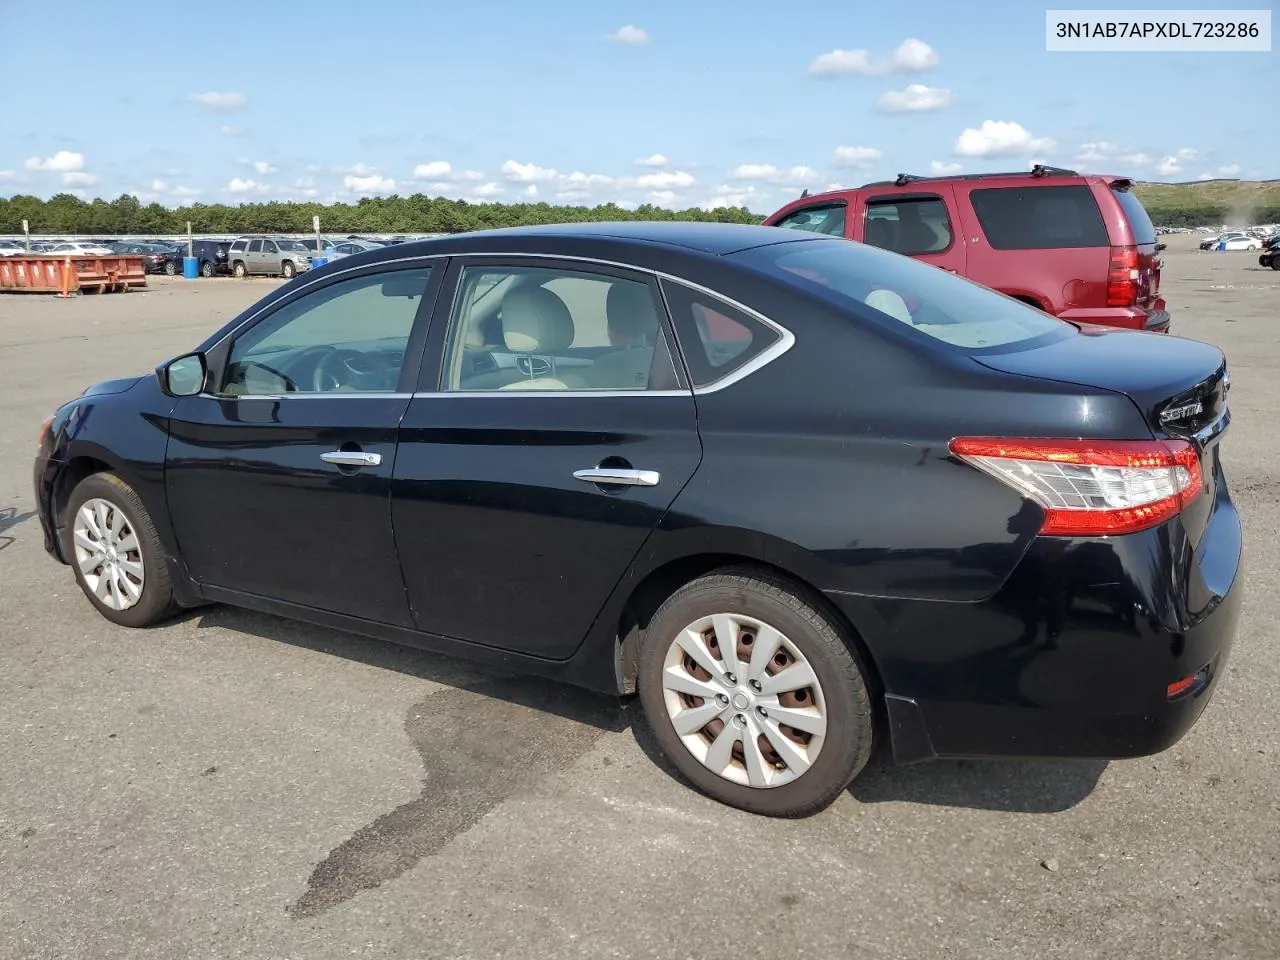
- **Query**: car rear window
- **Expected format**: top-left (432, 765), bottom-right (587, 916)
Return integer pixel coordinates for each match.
top-left (1110, 186), bottom-right (1157, 245)
top-left (968, 185), bottom-right (1108, 250)
top-left (731, 237), bottom-right (1072, 351)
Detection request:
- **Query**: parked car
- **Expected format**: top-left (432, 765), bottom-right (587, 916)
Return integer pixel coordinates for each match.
top-left (1260, 233), bottom-right (1280, 269)
top-left (1208, 232), bottom-right (1261, 251)
top-left (763, 165), bottom-right (1169, 333)
top-left (112, 241), bottom-right (183, 275)
top-left (322, 238), bottom-right (382, 260)
top-left (226, 236), bottom-right (312, 278)
top-left (0, 240), bottom-right (26, 256)
top-left (46, 241), bottom-right (114, 256)
top-left (33, 222), bottom-right (1241, 817)
top-left (178, 239), bottom-right (233, 277)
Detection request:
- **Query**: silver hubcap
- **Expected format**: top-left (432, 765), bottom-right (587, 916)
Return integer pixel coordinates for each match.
top-left (661, 613), bottom-right (827, 789)
top-left (72, 498), bottom-right (144, 611)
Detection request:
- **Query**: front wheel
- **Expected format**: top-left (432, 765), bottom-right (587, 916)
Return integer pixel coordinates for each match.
top-left (281, 261), bottom-right (296, 279)
top-left (637, 568), bottom-right (875, 817)
top-left (63, 472), bottom-right (179, 628)
top-left (164, 260), bottom-right (177, 276)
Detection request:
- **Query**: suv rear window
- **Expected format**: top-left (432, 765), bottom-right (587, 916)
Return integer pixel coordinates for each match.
top-left (969, 185), bottom-right (1108, 250)
top-left (1111, 186), bottom-right (1157, 245)
top-left (731, 237), bottom-right (1071, 351)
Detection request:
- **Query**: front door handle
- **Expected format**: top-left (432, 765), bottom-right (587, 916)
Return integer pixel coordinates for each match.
top-left (573, 467), bottom-right (660, 486)
top-left (321, 450), bottom-right (382, 467)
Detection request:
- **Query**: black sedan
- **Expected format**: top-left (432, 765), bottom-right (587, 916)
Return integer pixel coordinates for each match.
top-left (112, 241), bottom-right (183, 275)
top-left (33, 222), bottom-right (1243, 817)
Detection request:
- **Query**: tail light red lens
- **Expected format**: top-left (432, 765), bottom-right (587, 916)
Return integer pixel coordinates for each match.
top-left (1107, 245), bottom-right (1140, 306)
top-left (949, 437), bottom-right (1204, 536)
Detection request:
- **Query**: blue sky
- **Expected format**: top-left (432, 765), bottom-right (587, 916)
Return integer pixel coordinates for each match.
top-left (1, 0), bottom-right (1274, 212)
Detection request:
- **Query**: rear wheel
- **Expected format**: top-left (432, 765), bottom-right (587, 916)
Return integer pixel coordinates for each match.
top-left (200, 260), bottom-right (213, 278)
top-left (637, 568), bottom-right (874, 817)
top-left (233, 260), bottom-right (246, 278)
top-left (1271, 256), bottom-right (1280, 271)
top-left (63, 472), bottom-right (179, 628)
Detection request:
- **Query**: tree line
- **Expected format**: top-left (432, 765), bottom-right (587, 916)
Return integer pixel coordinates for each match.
top-left (0, 192), bottom-right (763, 236)
top-left (1, 190), bottom-right (1276, 236)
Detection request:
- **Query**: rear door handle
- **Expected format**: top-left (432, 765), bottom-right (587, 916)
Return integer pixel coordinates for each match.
top-left (573, 467), bottom-right (660, 486)
top-left (321, 450), bottom-right (382, 467)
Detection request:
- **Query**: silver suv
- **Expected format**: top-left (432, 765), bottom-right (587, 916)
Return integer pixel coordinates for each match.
top-left (227, 237), bottom-right (313, 279)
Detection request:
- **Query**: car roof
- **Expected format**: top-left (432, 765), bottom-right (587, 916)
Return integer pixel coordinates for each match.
top-left (369, 221), bottom-right (803, 258)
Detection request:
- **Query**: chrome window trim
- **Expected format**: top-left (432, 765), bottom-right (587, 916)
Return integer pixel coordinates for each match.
top-left (201, 249), bottom-right (795, 399)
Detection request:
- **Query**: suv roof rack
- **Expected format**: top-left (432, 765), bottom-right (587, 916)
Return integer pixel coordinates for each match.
top-left (860, 165), bottom-right (1081, 188)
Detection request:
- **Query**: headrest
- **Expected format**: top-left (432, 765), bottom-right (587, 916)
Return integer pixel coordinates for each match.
top-left (502, 287), bottom-right (575, 353)
top-left (864, 288), bottom-right (913, 324)
top-left (606, 282), bottom-right (659, 344)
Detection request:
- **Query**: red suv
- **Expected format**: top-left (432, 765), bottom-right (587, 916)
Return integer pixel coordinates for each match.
top-left (762, 165), bottom-right (1169, 333)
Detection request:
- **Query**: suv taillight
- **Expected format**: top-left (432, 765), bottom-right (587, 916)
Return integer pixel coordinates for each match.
top-left (1106, 245), bottom-right (1140, 306)
top-left (949, 437), bottom-right (1204, 536)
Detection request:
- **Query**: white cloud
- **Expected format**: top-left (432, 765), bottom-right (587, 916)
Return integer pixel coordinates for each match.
top-left (0, 170), bottom-right (14, 180)
top-left (344, 174), bottom-right (396, 194)
top-left (930, 160), bottom-right (963, 175)
top-left (414, 160), bottom-right (452, 179)
top-left (501, 159), bottom-right (559, 182)
top-left (1074, 141), bottom-right (1120, 164)
top-left (703, 184), bottom-right (764, 210)
top-left (954, 121), bottom-right (1056, 158)
top-left (636, 153), bottom-right (668, 167)
top-left (636, 170), bottom-right (695, 189)
top-left (729, 164), bottom-right (817, 185)
top-left (647, 190), bottom-right (678, 206)
top-left (524, 185), bottom-right (539, 198)
top-left (1121, 152), bottom-right (1152, 167)
top-left (557, 189), bottom-right (592, 203)
top-left (243, 160), bottom-right (277, 174)
top-left (65, 188), bottom-right (88, 200)
top-left (62, 171), bottom-right (98, 186)
top-left (228, 177), bottom-right (266, 194)
top-left (458, 169), bottom-right (484, 181)
top-left (1218, 163), bottom-right (1242, 176)
top-left (25, 150), bottom-right (86, 173)
top-left (1156, 155), bottom-right (1183, 176)
top-left (146, 179), bottom-right (202, 202)
top-left (808, 38), bottom-right (938, 78)
top-left (617, 200), bottom-right (639, 211)
top-left (564, 171), bottom-right (615, 186)
top-left (471, 182), bottom-right (505, 198)
top-left (1177, 147), bottom-right (1201, 161)
top-left (348, 162), bottom-right (377, 176)
top-left (219, 124), bottom-right (245, 137)
top-left (833, 145), bottom-right (884, 170)
top-left (187, 91), bottom-right (246, 112)
top-left (607, 25), bottom-right (649, 45)
top-left (878, 84), bottom-right (954, 112)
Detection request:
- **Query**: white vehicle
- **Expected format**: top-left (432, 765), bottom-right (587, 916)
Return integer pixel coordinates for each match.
top-left (321, 239), bottom-right (382, 261)
top-left (0, 240), bottom-right (27, 256)
top-left (47, 241), bottom-right (114, 256)
top-left (1212, 233), bottom-right (1260, 251)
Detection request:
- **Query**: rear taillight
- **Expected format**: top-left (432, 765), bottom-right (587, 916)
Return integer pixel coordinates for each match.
top-left (1106, 245), bottom-right (1139, 306)
top-left (949, 437), bottom-right (1204, 536)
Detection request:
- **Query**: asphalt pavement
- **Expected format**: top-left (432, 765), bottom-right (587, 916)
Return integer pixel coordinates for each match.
top-left (1, 239), bottom-right (1276, 959)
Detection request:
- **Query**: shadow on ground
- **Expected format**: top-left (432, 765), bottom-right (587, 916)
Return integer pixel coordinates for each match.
top-left (0, 506), bottom-right (36, 552)
top-left (193, 604), bottom-right (1106, 919)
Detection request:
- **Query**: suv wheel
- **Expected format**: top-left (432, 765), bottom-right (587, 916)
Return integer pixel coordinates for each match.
top-left (233, 260), bottom-right (246, 278)
top-left (200, 261), bottom-right (213, 278)
top-left (637, 567), bottom-right (874, 817)
top-left (282, 261), bottom-right (296, 279)
top-left (163, 260), bottom-right (176, 276)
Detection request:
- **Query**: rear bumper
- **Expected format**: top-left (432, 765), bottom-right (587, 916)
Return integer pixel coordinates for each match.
top-left (1059, 304), bottom-right (1170, 333)
top-left (826, 477), bottom-right (1243, 763)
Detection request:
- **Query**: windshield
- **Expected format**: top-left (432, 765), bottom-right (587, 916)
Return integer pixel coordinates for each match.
top-left (732, 238), bottom-right (1072, 351)
top-left (277, 240), bottom-right (310, 252)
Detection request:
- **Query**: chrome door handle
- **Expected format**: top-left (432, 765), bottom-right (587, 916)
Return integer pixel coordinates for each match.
top-left (573, 468), bottom-right (660, 486)
top-left (320, 450), bottom-right (382, 467)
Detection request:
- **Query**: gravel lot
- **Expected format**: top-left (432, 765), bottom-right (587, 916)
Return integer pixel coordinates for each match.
top-left (1, 237), bottom-right (1277, 960)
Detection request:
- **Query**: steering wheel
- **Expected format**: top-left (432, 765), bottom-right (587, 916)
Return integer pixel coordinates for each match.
top-left (310, 346), bottom-right (384, 392)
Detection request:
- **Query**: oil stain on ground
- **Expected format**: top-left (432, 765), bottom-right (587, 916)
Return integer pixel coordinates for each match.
top-left (287, 675), bottom-right (627, 920)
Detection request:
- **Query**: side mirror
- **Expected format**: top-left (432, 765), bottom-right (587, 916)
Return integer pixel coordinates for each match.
top-left (158, 352), bottom-right (207, 397)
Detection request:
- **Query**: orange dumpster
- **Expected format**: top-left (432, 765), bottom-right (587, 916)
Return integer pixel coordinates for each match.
top-left (0, 255), bottom-right (148, 295)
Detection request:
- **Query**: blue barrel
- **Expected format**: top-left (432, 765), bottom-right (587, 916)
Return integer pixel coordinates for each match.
top-left (311, 256), bottom-right (328, 269)
top-left (182, 257), bottom-right (199, 279)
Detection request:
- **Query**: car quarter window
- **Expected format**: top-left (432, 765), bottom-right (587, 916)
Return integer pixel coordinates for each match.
top-left (439, 265), bottom-right (681, 393)
top-left (968, 185), bottom-right (1109, 249)
top-left (218, 267), bottom-right (434, 396)
top-left (863, 195), bottom-right (953, 255)
top-left (658, 280), bottom-right (782, 388)
top-left (774, 204), bottom-right (847, 237)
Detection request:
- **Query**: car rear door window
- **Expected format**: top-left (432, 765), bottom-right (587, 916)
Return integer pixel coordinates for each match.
top-left (1111, 187), bottom-right (1157, 244)
top-left (659, 280), bottom-right (783, 388)
top-left (440, 265), bottom-right (681, 392)
top-left (969, 185), bottom-right (1109, 249)
top-left (863, 196), bottom-right (954, 255)
top-left (773, 204), bottom-right (847, 237)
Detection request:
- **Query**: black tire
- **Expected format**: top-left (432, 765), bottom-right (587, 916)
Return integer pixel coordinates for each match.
top-left (636, 567), bottom-right (874, 817)
top-left (200, 260), bottom-right (213, 278)
top-left (62, 472), bottom-right (179, 628)
top-left (1271, 256), bottom-right (1280, 271)
top-left (281, 261), bottom-right (296, 279)
top-left (164, 260), bottom-right (177, 276)
top-left (233, 260), bottom-right (246, 278)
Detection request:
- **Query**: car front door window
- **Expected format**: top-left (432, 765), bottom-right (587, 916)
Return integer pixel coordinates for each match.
top-left (220, 268), bottom-right (434, 396)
